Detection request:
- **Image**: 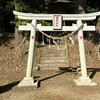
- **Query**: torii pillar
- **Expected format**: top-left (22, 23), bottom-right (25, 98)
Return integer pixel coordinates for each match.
top-left (18, 20), bottom-right (38, 87)
top-left (74, 20), bottom-right (97, 86)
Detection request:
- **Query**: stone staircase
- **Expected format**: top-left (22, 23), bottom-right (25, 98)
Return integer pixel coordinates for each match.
top-left (38, 45), bottom-right (69, 70)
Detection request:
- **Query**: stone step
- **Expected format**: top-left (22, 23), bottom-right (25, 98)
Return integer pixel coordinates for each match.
top-left (34, 64), bottom-right (69, 71)
top-left (38, 67), bottom-right (71, 71)
top-left (42, 46), bottom-right (66, 51)
top-left (39, 63), bottom-right (67, 68)
top-left (46, 45), bottom-right (65, 48)
top-left (41, 53), bottom-right (66, 57)
top-left (40, 56), bottom-right (67, 60)
top-left (38, 67), bottom-right (60, 71)
top-left (41, 50), bottom-right (66, 54)
top-left (34, 66), bottom-right (63, 71)
top-left (40, 59), bottom-right (67, 64)
top-left (37, 64), bottom-right (68, 70)
top-left (38, 44), bottom-right (68, 70)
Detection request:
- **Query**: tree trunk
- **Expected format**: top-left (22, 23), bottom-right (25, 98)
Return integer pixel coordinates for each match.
top-left (15, 27), bottom-right (25, 46)
top-left (96, 16), bottom-right (100, 59)
top-left (96, 17), bottom-right (100, 34)
top-left (14, 1), bottom-right (19, 46)
top-left (14, 1), bottom-right (24, 46)
top-left (14, 26), bottom-right (19, 46)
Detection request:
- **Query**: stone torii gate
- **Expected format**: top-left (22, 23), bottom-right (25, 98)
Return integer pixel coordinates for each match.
top-left (13, 11), bottom-right (100, 87)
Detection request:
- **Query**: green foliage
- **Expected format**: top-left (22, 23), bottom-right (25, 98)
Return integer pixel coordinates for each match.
top-left (87, 6), bottom-right (97, 13)
top-left (10, 19), bottom-right (28, 27)
top-left (37, 20), bottom-right (52, 26)
top-left (86, 0), bottom-right (100, 12)
top-left (5, 0), bottom-right (52, 26)
top-left (6, 0), bottom-right (31, 12)
top-left (27, 0), bottom-right (51, 13)
top-left (5, 0), bottom-right (32, 27)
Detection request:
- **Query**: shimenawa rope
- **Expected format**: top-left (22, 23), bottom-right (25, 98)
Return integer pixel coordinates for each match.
top-left (31, 23), bottom-right (84, 40)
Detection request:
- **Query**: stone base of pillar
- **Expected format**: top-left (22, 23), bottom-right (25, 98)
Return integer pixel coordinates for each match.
top-left (74, 76), bottom-right (97, 86)
top-left (18, 77), bottom-right (38, 88)
top-left (41, 42), bottom-right (45, 46)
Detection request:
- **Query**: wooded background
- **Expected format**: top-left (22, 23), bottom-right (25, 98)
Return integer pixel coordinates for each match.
top-left (0, 0), bottom-right (100, 46)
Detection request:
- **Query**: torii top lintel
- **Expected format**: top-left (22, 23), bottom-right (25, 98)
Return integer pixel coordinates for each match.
top-left (13, 11), bottom-right (100, 21)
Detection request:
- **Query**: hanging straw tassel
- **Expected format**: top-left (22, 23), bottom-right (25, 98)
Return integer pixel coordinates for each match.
top-left (49, 37), bottom-right (51, 48)
top-left (41, 34), bottom-right (45, 46)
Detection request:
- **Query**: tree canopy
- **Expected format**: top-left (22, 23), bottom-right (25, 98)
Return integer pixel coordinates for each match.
top-left (86, 0), bottom-right (100, 12)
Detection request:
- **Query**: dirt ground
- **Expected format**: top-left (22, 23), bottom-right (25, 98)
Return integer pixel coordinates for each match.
top-left (0, 70), bottom-right (100, 100)
top-left (0, 33), bottom-right (100, 100)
